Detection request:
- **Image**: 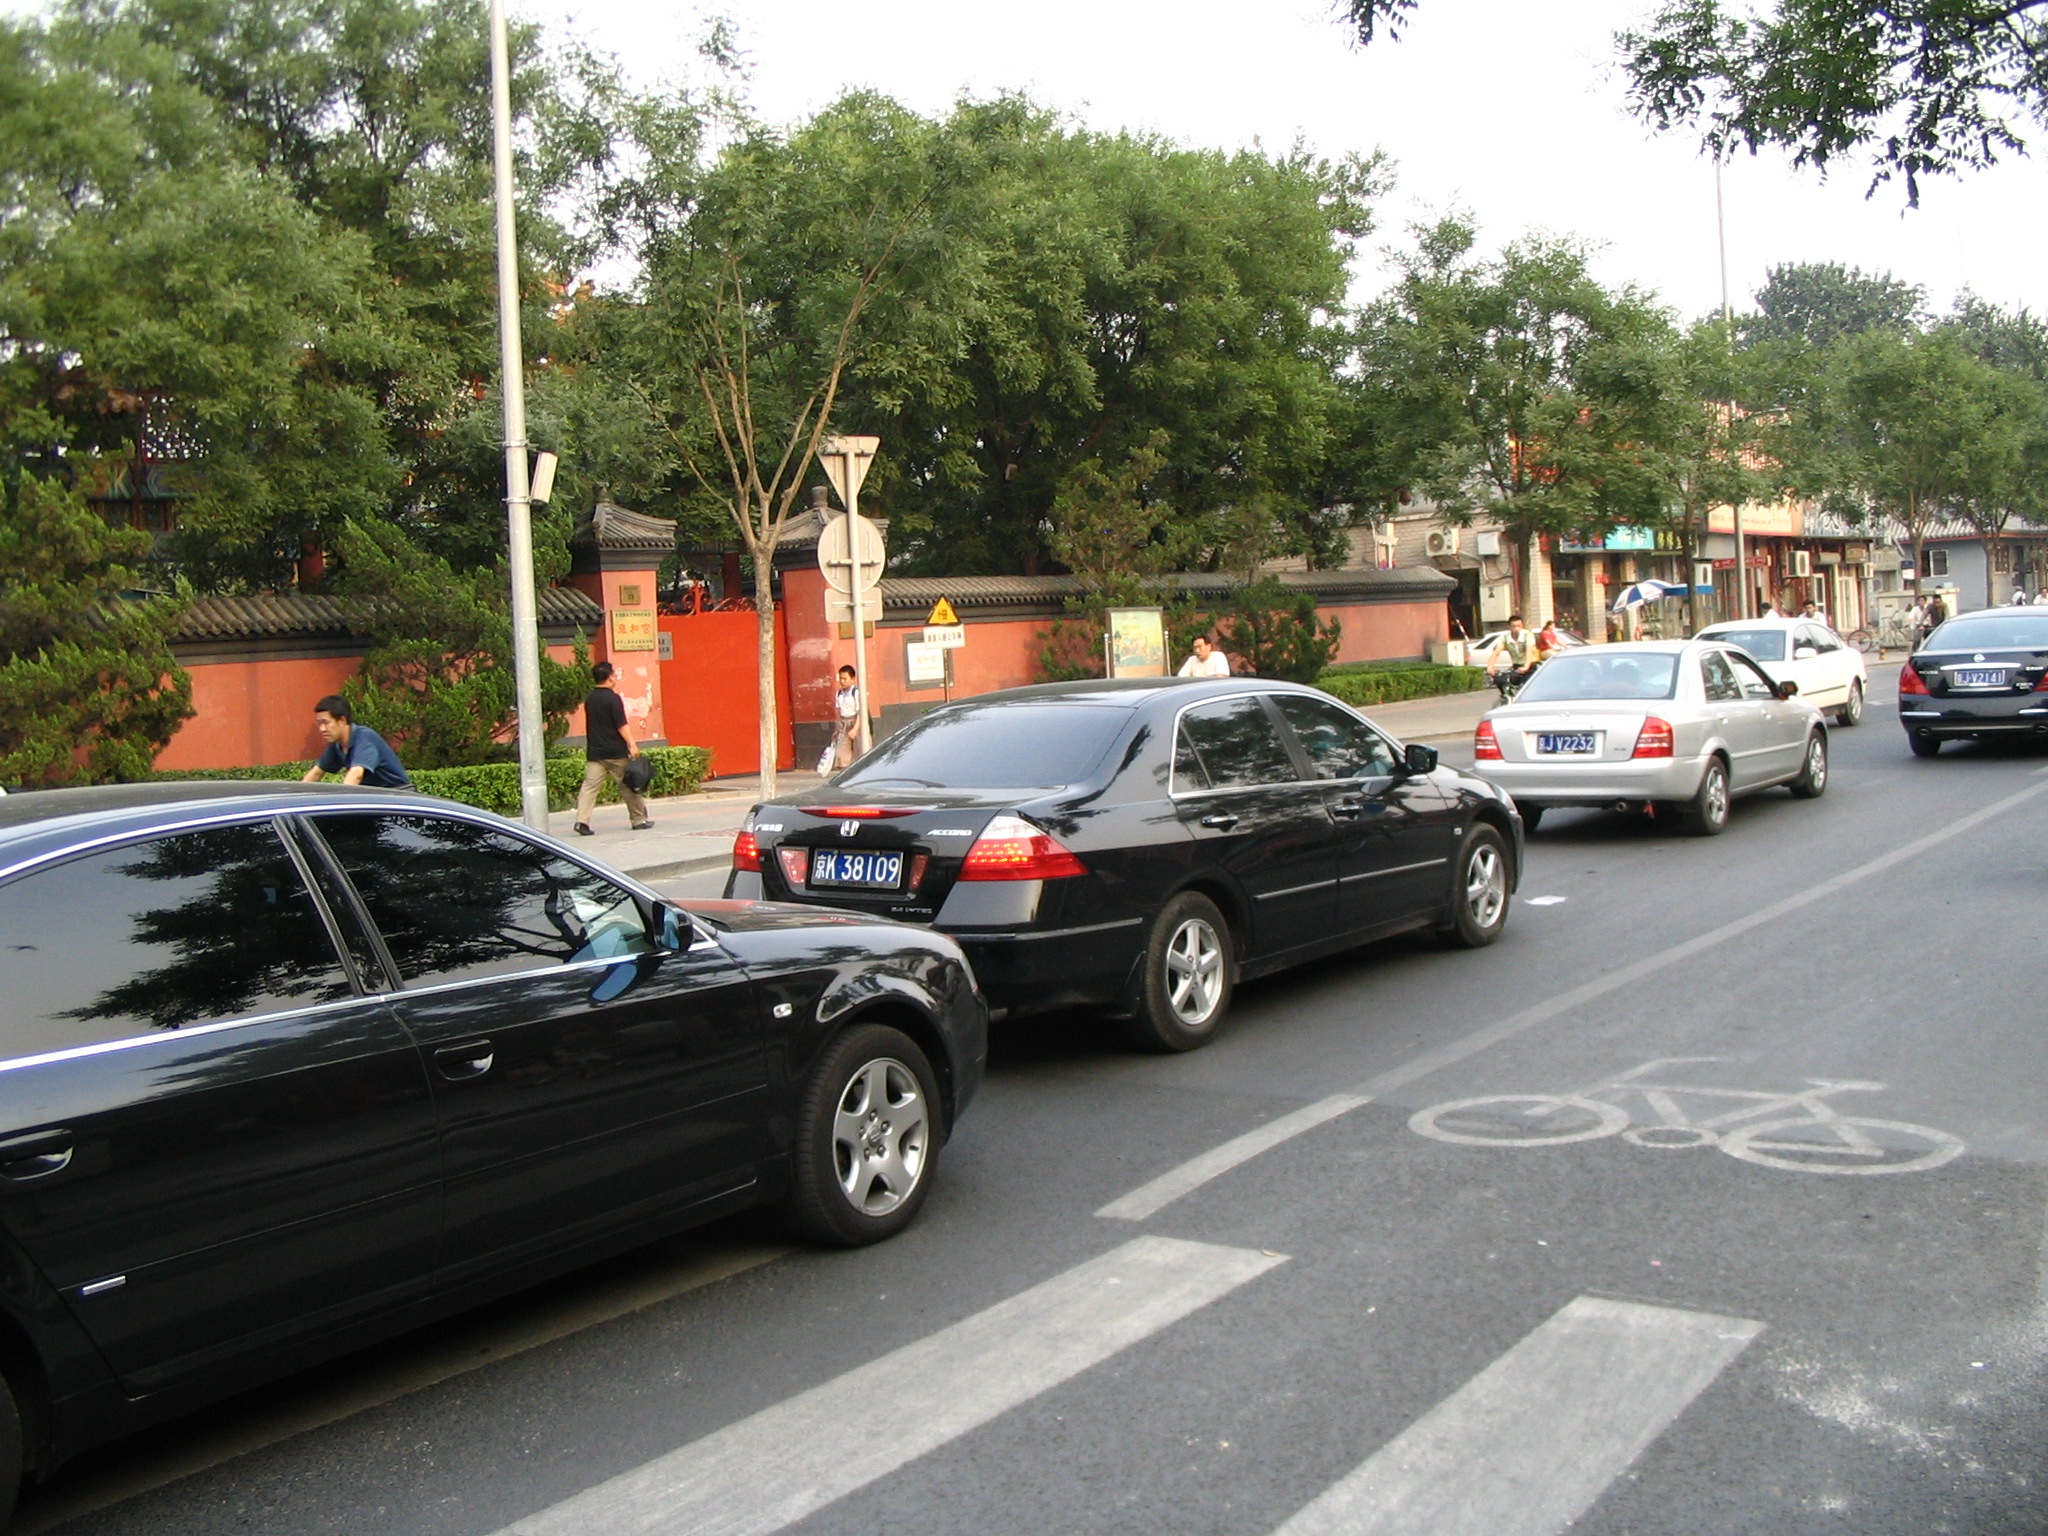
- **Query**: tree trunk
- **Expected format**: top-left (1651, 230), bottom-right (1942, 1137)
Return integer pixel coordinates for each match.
top-left (751, 538), bottom-right (778, 798)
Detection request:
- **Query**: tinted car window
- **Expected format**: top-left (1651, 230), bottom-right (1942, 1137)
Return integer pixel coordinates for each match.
top-left (1699, 651), bottom-right (1743, 704)
top-left (837, 705), bottom-right (1127, 789)
top-left (1515, 652), bottom-right (1680, 702)
top-left (1728, 652), bottom-right (1780, 700)
top-left (1700, 627), bottom-right (1787, 661)
top-left (311, 813), bottom-right (652, 988)
top-left (1800, 626), bottom-right (1841, 654)
top-left (1274, 695), bottom-right (1397, 779)
top-left (1177, 696), bottom-right (1298, 789)
top-left (0, 823), bottom-right (353, 1056)
top-left (1925, 615), bottom-right (2048, 650)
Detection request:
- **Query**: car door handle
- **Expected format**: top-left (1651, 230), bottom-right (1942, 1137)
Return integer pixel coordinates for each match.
top-left (1330, 797), bottom-right (1366, 819)
top-left (1199, 813), bottom-right (1239, 831)
top-left (433, 1041), bottom-right (495, 1081)
top-left (0, 1130), bottom-right (73, 1181)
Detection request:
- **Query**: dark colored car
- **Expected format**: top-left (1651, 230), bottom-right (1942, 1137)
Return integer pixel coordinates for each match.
top-left (726, 678), bottom-right (1522, 1051)
top-left (0, 782), bottom-right (983, 1515)
top-left (1897, 608), bottom-right (2048, 754)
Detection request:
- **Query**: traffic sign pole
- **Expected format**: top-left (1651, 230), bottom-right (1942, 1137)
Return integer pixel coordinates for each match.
top-left (819, 436), bottom-right (882, 757)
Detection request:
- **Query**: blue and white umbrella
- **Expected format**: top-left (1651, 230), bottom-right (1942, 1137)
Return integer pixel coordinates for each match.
top-left (1610, 578), bottom-right (1692, 613)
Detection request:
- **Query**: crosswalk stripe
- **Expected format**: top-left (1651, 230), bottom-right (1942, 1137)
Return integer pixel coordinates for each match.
top-left (1271, 1295), bottom-right (1764, 1536)
top-left (1095, 1094), bottom-right (1371, 1221)
top-left (492, 1235), bottom-right (1286, 1536)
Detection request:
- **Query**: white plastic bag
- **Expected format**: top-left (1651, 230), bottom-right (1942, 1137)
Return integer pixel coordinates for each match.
top-left (816, 743), bottom-right (835, 775)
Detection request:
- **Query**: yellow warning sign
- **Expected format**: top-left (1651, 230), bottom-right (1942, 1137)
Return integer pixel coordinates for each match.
top-left (926, 597), bottom-right (960, 626)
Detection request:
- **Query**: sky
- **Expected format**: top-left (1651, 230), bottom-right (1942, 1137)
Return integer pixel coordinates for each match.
top-left (549, 0), bottom-right (2048, 321)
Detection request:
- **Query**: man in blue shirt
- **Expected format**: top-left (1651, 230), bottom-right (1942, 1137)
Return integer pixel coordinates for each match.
top-left (300, 695), bottom-right (414, 789)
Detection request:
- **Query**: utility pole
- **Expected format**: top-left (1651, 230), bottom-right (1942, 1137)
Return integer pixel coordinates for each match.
top-left (1716, 157), bottom-right (1748, 622)
top-left (489, 0), bottom-right (549, 831)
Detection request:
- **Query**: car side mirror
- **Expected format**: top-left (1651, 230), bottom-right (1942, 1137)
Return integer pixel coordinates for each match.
top-left (1403, 742), bottom-right (1439, 774)
top-left (1776, 680), bottom-right (1799, 698)
top-left (1793, 645), bottom-right (1817, 659)
top-left (651, 901), bottom-right (686, 953)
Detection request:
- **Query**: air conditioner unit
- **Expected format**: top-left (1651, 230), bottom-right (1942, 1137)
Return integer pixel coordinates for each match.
top-left (1474, 530), bottom-right (1502, 558)
top-left (1790, 551), bottom-right (1813, 577)
top-left (1425, 529), bottom-right (1461, 558)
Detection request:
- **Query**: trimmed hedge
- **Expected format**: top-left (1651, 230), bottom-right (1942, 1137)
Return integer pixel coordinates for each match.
top-left (153, 744), bottom-right (714, 815)
top-left (1315, 664), bottom-right (1487, 708)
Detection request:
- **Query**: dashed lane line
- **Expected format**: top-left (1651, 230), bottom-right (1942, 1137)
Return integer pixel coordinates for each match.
top-left (1270, 1295), bottom-right (1765, 1536)
top-left (1096, 1094), bottom-right (1372, 1221)
top-left (490, 1236), bottom-right (1286, 1536)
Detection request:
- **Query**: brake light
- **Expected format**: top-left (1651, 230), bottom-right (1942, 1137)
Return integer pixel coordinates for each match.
top-left (1631, 717), bottom-right (1674, 758)
top-left (1898, 663), bottom-right (1929, 696)
top-left (731, 830), bottom-right (761, 872)
top-left (799, 806), bottom-right (918, 819)
top-left (1474, 719), bottom-right (1503, 760)
top-left (958, 814), bottom-right (1086, 880)
top-left (2034, 671), bottom-right (2048, 693)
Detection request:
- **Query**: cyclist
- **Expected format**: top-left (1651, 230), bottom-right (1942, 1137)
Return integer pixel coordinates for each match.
top-left (1489, 614), bottom-right (1541, 699)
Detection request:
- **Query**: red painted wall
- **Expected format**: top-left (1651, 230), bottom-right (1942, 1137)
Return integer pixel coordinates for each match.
top-left (657, 609), bottom-right (795, 778)
top-left (156, 654), bottom-right (361, 770)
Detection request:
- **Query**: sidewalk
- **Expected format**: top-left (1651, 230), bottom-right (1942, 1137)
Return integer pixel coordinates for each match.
top-left (550, 769), bottom-right (826, 880)
top-left (1358, 687), bottom-right (1498, 745)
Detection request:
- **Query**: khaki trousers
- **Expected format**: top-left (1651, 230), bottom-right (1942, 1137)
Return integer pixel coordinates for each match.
top-left (577, 757), bottom-right (649, 824)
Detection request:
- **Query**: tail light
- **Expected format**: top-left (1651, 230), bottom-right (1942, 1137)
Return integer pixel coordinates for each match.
top-left (776, 847), bottom-right (808, 886)
top-left (799, 806), bottom-right (918, 819)
top-left (2031, 670), bottom-right (2048, 693)
top-left (1631, 717), bottom-right (1674, 758)
top-left (958, 814), bottom-right (1086, 881)
top-left (1898, 663), bottom-right (1930, 696)
top-left (731, 830), bottom-right (761, 872)
top-left (1474, 719), bottom-right (1503, 761)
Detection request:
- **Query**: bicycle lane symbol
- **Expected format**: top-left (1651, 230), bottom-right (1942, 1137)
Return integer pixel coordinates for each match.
top-left (1409, 1057), bottom-right (1965, 1176)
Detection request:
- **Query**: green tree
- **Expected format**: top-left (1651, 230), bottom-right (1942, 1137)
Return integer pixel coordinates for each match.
top-left (0, 476), bottom-right (192, 785)
top-left (1744, 263), bottom-right (1926, 349)
top-left (1619, 1), bottom-right (2048, 202)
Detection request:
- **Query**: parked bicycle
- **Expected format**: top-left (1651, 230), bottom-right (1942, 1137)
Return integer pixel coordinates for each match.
top-left (1847, 614), bottom-right (1920, 655)
top-left (1410, 1057), bottom-right (1964, 1175)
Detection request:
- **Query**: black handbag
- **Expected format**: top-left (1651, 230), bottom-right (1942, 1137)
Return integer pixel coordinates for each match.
top-left (621, 756), bottom-right (654, 793)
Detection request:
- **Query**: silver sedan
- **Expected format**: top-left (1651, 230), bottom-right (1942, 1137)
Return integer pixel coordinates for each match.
top-left (1471, 640), bottom-right (1829, 835)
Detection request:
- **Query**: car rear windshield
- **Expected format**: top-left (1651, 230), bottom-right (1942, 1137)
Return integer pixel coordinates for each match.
top-left (1700, 627), bottom-right (1786, 661)
top-left (1925, 615), bottom-right (2048, 651)
top-left (1515, 652), bottom-right (1681, 703)
top-left (837, 704), bottom-right (1129, 789)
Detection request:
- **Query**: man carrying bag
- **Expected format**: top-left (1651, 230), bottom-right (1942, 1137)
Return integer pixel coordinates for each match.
top-left (575, 662), bottom-right (652, 835)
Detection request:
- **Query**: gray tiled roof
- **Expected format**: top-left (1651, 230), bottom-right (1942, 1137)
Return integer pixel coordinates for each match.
top-left (876, 566), bottom-right (1453, 613)
top-left (171, 586), bottom-right (603, 641)
top-left (570, 500), bottom-right (678, 552)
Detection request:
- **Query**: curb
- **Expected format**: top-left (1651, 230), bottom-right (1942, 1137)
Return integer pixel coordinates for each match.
top-left (621, 852), bottom-right (734, 882)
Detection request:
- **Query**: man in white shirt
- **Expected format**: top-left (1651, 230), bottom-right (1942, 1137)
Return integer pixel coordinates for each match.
top-left (1177, 634), bottom-right (1231, 677)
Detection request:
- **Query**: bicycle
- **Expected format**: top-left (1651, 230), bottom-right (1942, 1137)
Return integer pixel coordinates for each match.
top-left (1847, 614), bottom-right (1921, 656)
top-left (1409, 1057), bottom-right (1964, 1176)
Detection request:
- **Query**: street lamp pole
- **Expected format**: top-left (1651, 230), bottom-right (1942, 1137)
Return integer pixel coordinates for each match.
top-left (488, 0), bottom-right (549, 831)
top-left (1716, 157), bottom-right (1749, 621)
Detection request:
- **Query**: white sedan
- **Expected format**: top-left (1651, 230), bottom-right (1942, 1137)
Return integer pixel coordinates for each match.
top-left (1694, 618), bottom-right (1868, 725)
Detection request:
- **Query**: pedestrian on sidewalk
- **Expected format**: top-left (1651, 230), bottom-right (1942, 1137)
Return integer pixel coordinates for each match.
top-left (1177, 634), bottom-right (1231, 677)
top-left (301, 696), bottom-right (413, 788)
top-left (575, 662), bottom-right (650, 836)
top-left (829, 665), bottom-right (863, 770)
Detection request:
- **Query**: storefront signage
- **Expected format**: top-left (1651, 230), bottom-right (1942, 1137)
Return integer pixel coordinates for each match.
top-left (609, 607), bottom-right (657, 651)
top-left (1707, 501), bottom-right (1801, 536)
top-left (1558, 526), bottom-right (1658, 553)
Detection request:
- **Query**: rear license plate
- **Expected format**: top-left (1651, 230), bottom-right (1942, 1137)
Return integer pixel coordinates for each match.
top-left (1536, 732), bottom-right (1599, 755)
top-left (809, 849), bottom-right (904, 889)
top-left (1953, 668), bottom-right (2008, 688)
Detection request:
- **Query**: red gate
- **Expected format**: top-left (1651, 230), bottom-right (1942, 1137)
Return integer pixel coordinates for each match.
top-left (657, 606), bottom-right (795, 778)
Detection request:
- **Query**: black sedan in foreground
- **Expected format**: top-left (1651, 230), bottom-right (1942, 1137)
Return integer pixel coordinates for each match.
top-left (0, 782), bottom-right (983, 1518)
top-left (727, 677), bottom-right (1523, 1050)
top-left (1897, 606), bottom-right (2048, 754)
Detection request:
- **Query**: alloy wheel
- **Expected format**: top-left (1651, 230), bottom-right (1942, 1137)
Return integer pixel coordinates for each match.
top-left (831, 1057), bottom-right (929, 1217)
top-left (1164, 917), bottom-right (1225, 1026)
top-left (1465, 844), bottom-right (1507, 930)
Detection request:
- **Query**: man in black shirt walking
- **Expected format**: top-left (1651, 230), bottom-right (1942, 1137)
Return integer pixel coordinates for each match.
top-left (575, 662), bottom-right (651, 835)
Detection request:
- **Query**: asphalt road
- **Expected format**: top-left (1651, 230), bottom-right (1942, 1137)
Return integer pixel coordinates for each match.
top-left (22, 706), bottom-right (2048, 1536)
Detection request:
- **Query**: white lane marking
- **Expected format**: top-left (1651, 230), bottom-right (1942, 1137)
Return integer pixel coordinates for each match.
top-left (1351, 775), bottom-right (2048, 1100)
top-left (1271, 1296), bottom-right (1764, 1536)
top-left (1095, 1094), bottom-right (1371, 1221)
top-left (493, 1236), bottom-right (1286, 1536)
top-left (1523, 895), bottom-right (1567, 906)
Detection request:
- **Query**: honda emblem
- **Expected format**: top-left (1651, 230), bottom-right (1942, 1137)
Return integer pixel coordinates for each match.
top-left (840, 820), bottom-right (858, 838)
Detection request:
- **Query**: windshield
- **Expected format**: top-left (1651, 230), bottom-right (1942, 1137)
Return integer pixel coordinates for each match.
top-left (1925, 615), bottom-right (2048, 651)
top-left (1700, 628), bottom-right (1786, 661)
top-left (1515, 652), bottom-right (1681, 703)
top-left (837, 704), bottom-right (1130, 789)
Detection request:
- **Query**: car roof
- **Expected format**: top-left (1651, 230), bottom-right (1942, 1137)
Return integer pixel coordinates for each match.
top-left (941, 676), bottom-right (1326, 709)
top-left (1699, 617), bottom-right (1805, 631)
top-left (0, 781), bottom-right (465, 874)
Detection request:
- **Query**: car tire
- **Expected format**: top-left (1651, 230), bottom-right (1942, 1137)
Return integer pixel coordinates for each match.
top-left (1837, 680), bottom-right (1865, 726)
top-left (1908, 733), bottom-right (1943, 758)
top-left (786, 1023), bottom-right (943, 1247)
top-left (1124, 891), bottom-right (1234, 1053)
top-left (0, 1369), bottom-right (22, 1530)
top-left (1519, 805), bottom-right (1544, 833)
top-left (1435, 825), bottom-right (1511, 948)
top-left (1789, 731), bottom-right (1828, 798)
top-left (1678, 758), bottom-right (1731, 836)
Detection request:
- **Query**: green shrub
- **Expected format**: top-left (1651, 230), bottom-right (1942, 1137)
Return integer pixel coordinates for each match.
top-left (1315, 665), bottom-right (1486, 707)
top-left (154, 745), bottom-right (714, 815)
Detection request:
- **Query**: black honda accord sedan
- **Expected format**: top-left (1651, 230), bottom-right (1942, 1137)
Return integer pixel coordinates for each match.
top-left (1897, 606), bottom-right (2048, 754)
top-left (0, 781), bottom-right (982, 1515)
top-left (727, 677), bottom-right (1523, 1049)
